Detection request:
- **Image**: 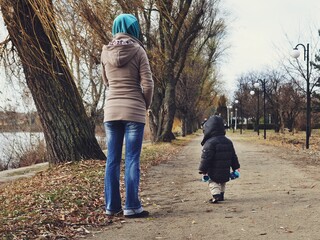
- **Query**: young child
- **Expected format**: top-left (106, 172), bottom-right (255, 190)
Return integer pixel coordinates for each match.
top-left (198, 115), bottom-right (240, 203)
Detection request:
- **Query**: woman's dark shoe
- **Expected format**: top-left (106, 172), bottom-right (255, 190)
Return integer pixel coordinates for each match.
top-left (106, 209), bottom-right (123, 217)
top-left (124, 210), bottom-right (149, 218)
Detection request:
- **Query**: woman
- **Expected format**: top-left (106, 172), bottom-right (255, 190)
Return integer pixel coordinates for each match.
top-left (101, 14), bottom-right (154, 218)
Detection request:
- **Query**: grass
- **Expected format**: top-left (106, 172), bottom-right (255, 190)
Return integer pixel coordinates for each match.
top-left (0, 134), bottom-right (196, 240)
top-left (227, 129), bottom-right (320, 149)
top-left (227, 129), bottom-right (320, 166)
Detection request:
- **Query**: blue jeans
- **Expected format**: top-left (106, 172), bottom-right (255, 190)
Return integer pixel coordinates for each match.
top-left (104, 121), bottom-right (145, 215)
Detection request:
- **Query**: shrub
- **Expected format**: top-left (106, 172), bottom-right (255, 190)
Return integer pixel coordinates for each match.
top-left (14, 141), bottom-right (47, 168)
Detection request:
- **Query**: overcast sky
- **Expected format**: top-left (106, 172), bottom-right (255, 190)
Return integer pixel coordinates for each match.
top-left (221, 0), bottom-right (320, 95)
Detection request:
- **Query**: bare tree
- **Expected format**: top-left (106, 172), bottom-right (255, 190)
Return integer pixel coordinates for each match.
top-left (145, 0), bottom-right (226, 142)
top-left (176, 36), bottom-right (225, 136)
top-left (235, 72), bottom-right (262, 130)
top-left (235, 70), bottom-right (305, 133)
top-left (278, 83), bottom-right (304, 132)
top-left (0, 0), bottom-right (105, 163)
top-left (54, 0), bottom-right (113, 129)
top-left (57, 0), bottom-right (226, 142)
top-left (176, 58), bottom-right (219, 136)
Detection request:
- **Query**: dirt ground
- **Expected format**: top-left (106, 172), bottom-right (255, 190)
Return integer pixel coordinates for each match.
top-left (87, 134), bottom-right (320, 240)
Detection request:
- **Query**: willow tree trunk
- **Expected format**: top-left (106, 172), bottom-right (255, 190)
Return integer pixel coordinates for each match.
top-left (1, 0), bottom-right (105, 163)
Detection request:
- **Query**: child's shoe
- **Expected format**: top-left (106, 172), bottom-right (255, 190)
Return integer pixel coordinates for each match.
top-left (220, 192), bottom-right (224, 201)
top-left (209, 194), bottom-right (221, 204)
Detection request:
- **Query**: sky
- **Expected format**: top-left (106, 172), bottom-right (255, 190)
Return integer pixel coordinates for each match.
top-left (220, 0), bottom-right (320, 95)
top-left (1, 1), bottom-right (320, 110)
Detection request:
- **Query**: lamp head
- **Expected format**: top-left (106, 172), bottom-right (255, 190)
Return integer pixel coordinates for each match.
top-left (291, 48), bottom-right (300, 59)
top-left (250, 90), bottom-right (255, 95)
top-left (254, 82), bottom-right (260, 88)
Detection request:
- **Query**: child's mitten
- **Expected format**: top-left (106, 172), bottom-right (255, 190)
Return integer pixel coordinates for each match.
top-left (202, 175), bottom-right (210, 182)
top-left (230, 169), bottom-right (240, 180)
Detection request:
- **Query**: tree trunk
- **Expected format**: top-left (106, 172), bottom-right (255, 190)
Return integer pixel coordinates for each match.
top-left (186, 116), bottom-right (194, 135)
top-left (273, 112), bottom-right (280, 133)
top-left (181, 116), bottom-right (187, 137)
top-left (279, 111), bottom-right (285, 134)
top-left (1, 0), bottom-right (105, 163)
top-left (157, 77), bottom-right (177, 142)
top-left (148, 84), bottom-right (164, 142)
top-left (287, 117), bottom-right (294, 133)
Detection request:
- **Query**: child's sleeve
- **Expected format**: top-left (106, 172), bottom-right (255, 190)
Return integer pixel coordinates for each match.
top-left (230, 143), bottom-right (240, 171)
top-left (198, 143), bottom-right (215, 173)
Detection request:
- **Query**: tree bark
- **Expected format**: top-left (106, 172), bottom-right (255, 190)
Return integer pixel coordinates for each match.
top-left (181, 116), bottom-right (187, 137)
top-left (1, 0), bottom-right (105, 163)
top-left (157, 71), bottom-right (177, 142)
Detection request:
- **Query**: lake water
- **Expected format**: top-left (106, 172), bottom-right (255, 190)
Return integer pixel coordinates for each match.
top-left (0, 132), bottom-right (106, 168)
top-left (0, 132), bottom-right (44, 167)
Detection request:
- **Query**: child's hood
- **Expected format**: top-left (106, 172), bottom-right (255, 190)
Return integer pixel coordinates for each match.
top-left (201, 115), bottom-right (225, 146)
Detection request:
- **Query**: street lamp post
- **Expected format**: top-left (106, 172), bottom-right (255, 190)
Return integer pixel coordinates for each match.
top-left (237, 84), bottom-right (244, 134)
top-left (240, 101), bottom-right (243, 134)
top-left (235, 108), bottom-right (238, 130)
top-left (291, 43), bottom-right (311, 149)
top-left (253, 83), bottom-right (260, 136)
top-left (254, 79), bottom-right (266, 139)
top-left (234, 99), bottom-right (239, 130)
top-left (262, 79), bottom-right (267, 140)
top-left (250, 90), bottom-right (259, 135)
top-left (231, 111), bottom-right (234, 131)
top-left (227, 105), bottom-right (232, 129)
top-left (234, 99), bottom-right (243, 134)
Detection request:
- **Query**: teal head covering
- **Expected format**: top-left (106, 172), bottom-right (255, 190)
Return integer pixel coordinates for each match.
top-left (112, 14), bottom-right (140, 39)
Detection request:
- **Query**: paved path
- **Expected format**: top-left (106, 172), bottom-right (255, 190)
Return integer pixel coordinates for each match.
top-left (88, 134), bottom-right (320, 240)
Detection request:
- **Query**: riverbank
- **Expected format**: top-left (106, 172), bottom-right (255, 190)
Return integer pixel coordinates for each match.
top-left (0, 162), bottom-right (48, 185)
